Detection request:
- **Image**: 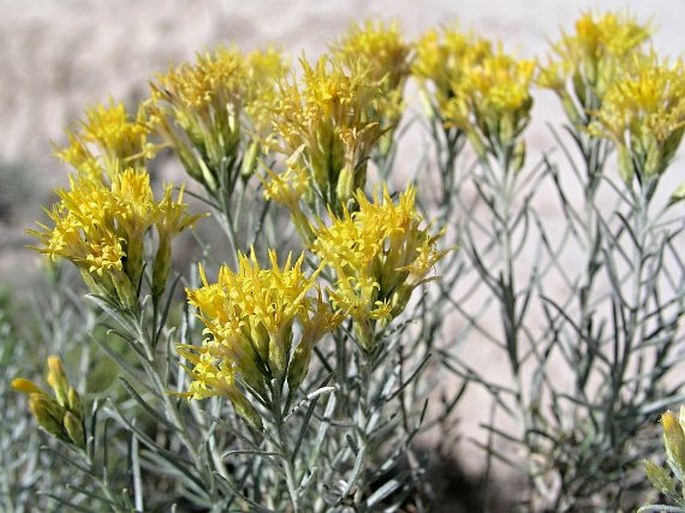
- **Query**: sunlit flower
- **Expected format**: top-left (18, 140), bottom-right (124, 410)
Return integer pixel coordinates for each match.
top-left (455, 49), bottom-right (535, 154)
top-left (150, 46), bottom-right (285, 193)
top-left (332, 20), bottom-right (411, 158)
top-left (30, 168), bottom-right (199, 308)
top-left (273, 56), bottom-right (387, 212)
top-left (538, 10), bottom-right (652, 124)
top-left (182, 249), bottom-right (340, 408)
top-left (333, 20), bottom-right (411, 92)
top-left (261, 156), bottom-right (315, 241)
top-left (311, 186), bottom-right (445, 351)
top-left (590, 53), bottom-right (685, 181)
top-left (56, 100), bottom-right (157, 183)
top-left (412, 26), bottom-right (492, 119)
top-left (413, 27), bottom-right (532, 164)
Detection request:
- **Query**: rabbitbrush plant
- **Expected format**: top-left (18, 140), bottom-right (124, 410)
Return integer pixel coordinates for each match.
top-left (3, 10), bottom-right (685, 513)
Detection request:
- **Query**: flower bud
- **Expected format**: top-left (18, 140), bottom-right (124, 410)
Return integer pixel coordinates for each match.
top-left (46, 356), bottom-right (69, 408)
top-left (287, 344), bottom-right (312, 391)
top-left (11, 378), bottom-right (45, 396)
top-left (67, 387), bottom-right (84, 417)
top-left (229, 390), bottom-right (263, 432)
top-left (29, 394), bottom-right (69, 442)
top-left (662, 410), bottom-right (685, 476)
top-left (111, 269), bottom-right (138, 310)
top-left (63, 411), bottom-right (86, 448)
top-left (240, 141), bottom-right (260, 179)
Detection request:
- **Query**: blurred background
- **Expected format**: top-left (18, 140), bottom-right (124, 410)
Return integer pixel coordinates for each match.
top-left (0, 0), bottom-right (683, 508)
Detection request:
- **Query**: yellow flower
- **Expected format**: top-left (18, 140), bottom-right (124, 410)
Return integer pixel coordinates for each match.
top-left (456, 49), bottom-right (535, 152)
top-left (538, 10), bottom-right (652, 123)
top-left (183, 249), bottom-right (339, 402)
top-left (244, 46), bottom-right (289, 141)
top-left (331, 20), bottom-right (411, 150)
top-left (590, 53), bottom-right (685, 181)
top-left (661, 408), bottom-right (685, 479)
top-left (56, 100), bottom-right (156, 183)
top-left (150, 46), bottom-right (286, 192)
top-left (311, 186), bottom-right (445, 351)
top-left (261, 157), bottom-right (316, 241)
top-left (31, 168), bottom-right (200, 307)
top-left (413, 26), bottom-right (492, 118)
top-left (152, 184), bottom-right (206, 298)
top-left (413, 27), bottom-right (532, 160)
top-left (12, 356), bottom-right (85, 447)
top-left (150, 46), bottom-right (245, 192)
top-left (333, 20), bottom-right (411, 92)
top-left (273, 56), bottom-right (386, 211)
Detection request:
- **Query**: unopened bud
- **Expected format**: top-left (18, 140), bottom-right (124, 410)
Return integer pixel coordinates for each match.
top-left (229, 391), bottom-right (263, 432)
top-left (63, 411), bottom-right (86, 448)
top-left (46, 356), bottom-right (69, 407)
top-left (287, 344), bottom-right (312, 391)
top-left (67, 387), bottom-right (84, 417)
top-left (662, 410), bottom-right (685, 475)
top-left (241, 141), bottom-right (260, 179)
top-left (11, 378), bottom-right (45, 396)
top-left (29, 394), bottom-right (68, 442)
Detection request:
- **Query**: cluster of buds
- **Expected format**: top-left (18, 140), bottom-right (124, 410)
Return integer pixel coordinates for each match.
top-left (180, 250), bottom-right (341, 429)
top-left (12, 356), bottom-right (85, 448)
top-left (311, 187), bottom-right (445, 352)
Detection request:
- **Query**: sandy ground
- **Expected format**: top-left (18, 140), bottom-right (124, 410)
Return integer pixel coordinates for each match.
top-left (0, 0), bottom-right (684, 509)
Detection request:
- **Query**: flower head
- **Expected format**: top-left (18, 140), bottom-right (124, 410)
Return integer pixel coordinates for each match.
top-left (538, 10), bottom-right (652, 124)
top-left (273, 56), bottom-right (388, 212)
top-left (56, 100), bottom-right (156, 183)
top-left (413, 26), bottom-right (492, 116)
top-left (333, 20), bottom-right (411, 92)
top-left (183, 249), bottom-right (340, 406)
top-left (150, 46), bottom-right (286, 193)
top-left (590, 53), bottom-right (685, 181)
top-left (30, 168), bottom-right (199, 308)
top-left (311, 186), bottom-right (445, 350)
top-left (331, 21), bottom-right (411, 159)
top-left (413, 27), bottom-right (532, 163)
top-left (455, 49), bottom-right (535, 152)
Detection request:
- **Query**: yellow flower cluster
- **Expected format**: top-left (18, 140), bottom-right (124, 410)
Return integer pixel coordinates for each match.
top-left (272, 57), bottom-right (389, 212)
top-left (538, 10), bottom-right (651, 124)
top-left (331, 20), bottom-right (411, 154)
top-left (332, 20), bottom-right (411, 93)
top-left (182, 250), bottom-right (340, 418)
top-left (311, 187), bottom-right (444, 351)
top-left (150, 46), bottom-right (286, 193)
top-left (413, 28), bottom-right (534, 160)
top-left (413, 27), bottom-right (492, 109)
top-left (56, 100), bottom-right (157, 182)
top-left (31, 168), bottom-right (200, 306)
top-left (590, 54), bottom-right (685, 182)
top-left (12, 356), bottom-right (85, 447)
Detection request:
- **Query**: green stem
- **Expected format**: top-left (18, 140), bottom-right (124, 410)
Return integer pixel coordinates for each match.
top-left (271, 385), bottom-right (300, 513)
